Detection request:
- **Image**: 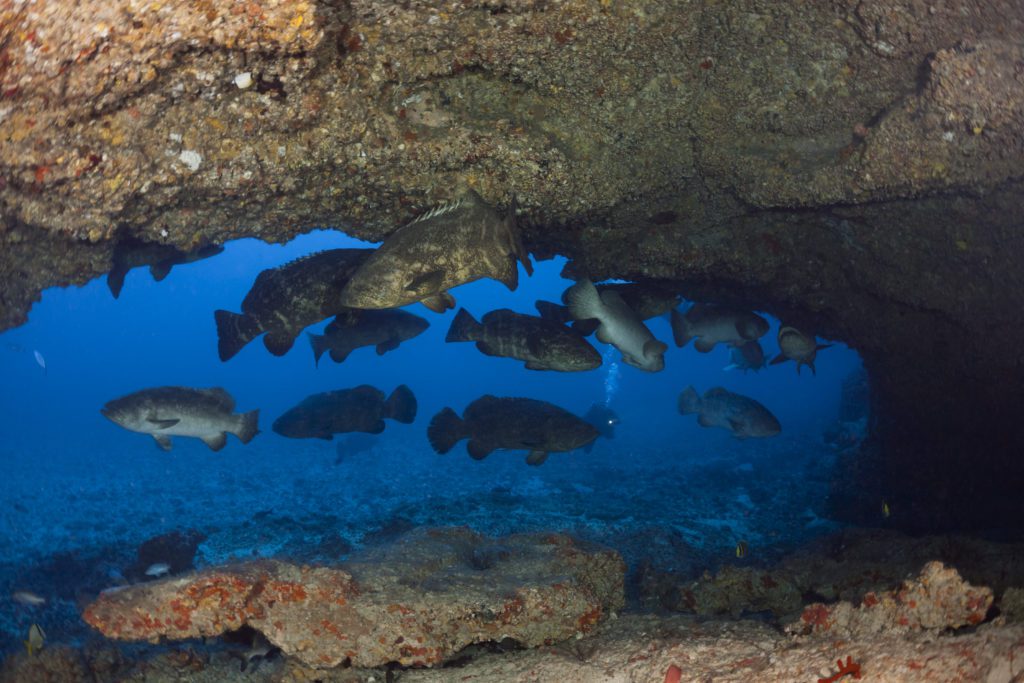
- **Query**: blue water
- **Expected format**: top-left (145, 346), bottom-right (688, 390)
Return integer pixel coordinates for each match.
top-left (0, 230), bottom-right (862, 653)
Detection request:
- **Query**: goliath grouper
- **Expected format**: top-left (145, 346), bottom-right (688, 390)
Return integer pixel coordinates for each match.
top-left (214, 248), bottom-right (372, 361)
top-left (670, 304), bottom-right (769, 352)
top-left (272, 385), bottom-right (416, 439)
top-left (308, 309), bottom-right (429, 366)
top-left (106, 237), bottom-right (224, 299)
top-left (536, 282), bottom-right (680, 336)
top-left (445, 307), bottom-right (601, 372)
top-left (338, 189), bottom-right (532, 313)
top-left (677, 386), bottom-right (780, 439)
top-left (101, 386), bottom-right (259, 451)
top-left (724, 340), bottom-right (767, 373)
top-left (427, 396), bottom-right (598, 466)
top-left (563, 278), bottom-right (668, 372)
top-left (770, 326), bottom-right (832, 375)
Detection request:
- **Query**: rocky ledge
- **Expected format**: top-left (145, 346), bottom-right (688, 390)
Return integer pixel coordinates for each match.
top-left (81, 527), bottom-right (625, 669)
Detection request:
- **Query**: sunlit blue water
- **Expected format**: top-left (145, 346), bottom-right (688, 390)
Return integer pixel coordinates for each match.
top-left (0, 230), bottom-right (862, 652)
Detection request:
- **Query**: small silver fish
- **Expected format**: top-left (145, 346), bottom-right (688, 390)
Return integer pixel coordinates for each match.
top-left (33, 350), bottom-right (46, 373)
top-left (145, 562), bottom-right (171, 578)
top-left (12, 590), bottom-right (46, 607)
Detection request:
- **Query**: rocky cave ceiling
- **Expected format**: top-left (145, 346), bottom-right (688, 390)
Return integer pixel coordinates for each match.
top-left (1, 0), bottom-right (1022, 530)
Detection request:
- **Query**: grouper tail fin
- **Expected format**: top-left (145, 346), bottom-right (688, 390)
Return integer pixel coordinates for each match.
top-left (446, 308), bottom-right (483, 343)
top-left (235, 410), bottom-right (260, 444)
top-left (677, 386), bottom-right (701, 415)
top-left (106, 265), bottom-right (129, 299)
top-left (214, 310), bottom-right (261, 361)
top-left (427, 407), bottom-right (465, 454)
top-left (385, 385), bottom-right (417, 424)
top-left (308, 332), bottom-right (329, 367)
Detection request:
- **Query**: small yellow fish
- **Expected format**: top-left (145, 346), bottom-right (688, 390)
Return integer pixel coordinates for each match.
top-left (882, 501), bottom-right (891, 518)
top-left (735, 541), bottom-right (748, 558)
top-left (24, 623), bottom-right (44, 657)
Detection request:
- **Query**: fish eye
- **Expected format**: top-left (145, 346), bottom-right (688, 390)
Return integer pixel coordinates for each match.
top-left (607, 419), bottom-right (614, 425)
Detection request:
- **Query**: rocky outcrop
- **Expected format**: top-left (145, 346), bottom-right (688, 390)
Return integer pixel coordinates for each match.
top-left (2, 0), bottom-right (1024, 530)
top-left (82, 527), bottom-right (625, 669)
top-left (787, 561), bottom-right (993, 638)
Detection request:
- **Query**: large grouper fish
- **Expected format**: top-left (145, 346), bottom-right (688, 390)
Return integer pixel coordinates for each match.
top-left (677, 386), bottom-right (780, 438)
top-left (272, 385), bottom-right (416, 439)
top-left (445, 307), bottom-right (601, 371)
top-left (307, 309), bottom-right (429, 366)
top-left (670, 303), bottom-right (769, 352)
top-left (563, 278), bottom-right (668, 372)
top-left (101, 386), bottom-right (259, 451)
top-left (536, 282), bottom-right (680, 336)
top-left (427, 396), bottom-right (599, 466)
top-left (107, 237), bottom-right (223, 299)
top-left (338, 189), bottom-right (532, 313)
top-left (770, 325), bottom-right (832, 375)
top-left (214, 248), bottom-right (372, 361)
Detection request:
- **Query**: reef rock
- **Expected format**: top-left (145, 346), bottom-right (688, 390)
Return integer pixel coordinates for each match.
top-left (787, 561), bottom-right (992, 638)
top-left (82, 527), bottom-right (625, 669)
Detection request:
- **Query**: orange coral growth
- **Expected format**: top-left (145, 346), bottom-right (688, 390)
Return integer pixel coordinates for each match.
top-left (818, 656), bottom-right (862, 682)
top-left (802, 604), bottom-right (832, 630)
top-left (576, 606), bottom-right (602, 632)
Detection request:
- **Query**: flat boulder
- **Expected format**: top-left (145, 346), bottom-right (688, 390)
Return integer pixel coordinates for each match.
top-left (83, 527), bottom-right (625, 669)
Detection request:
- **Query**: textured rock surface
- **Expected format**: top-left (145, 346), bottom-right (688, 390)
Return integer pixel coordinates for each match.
top-left (788, 561), bottom-right (993, 638)
top-left (6, 615), bottom-right (1024, 682)
top-left (82, 527), bottom-right (625, 668)
top-left (658, 529), bottom-right (1024, 621)
top-left (2, 0), bottom-right (1024, 530)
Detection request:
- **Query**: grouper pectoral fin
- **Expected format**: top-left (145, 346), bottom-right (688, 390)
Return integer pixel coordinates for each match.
top-left (475, 341), bottom-right (500, 357)
top-left (693, 337), bottom-right (716, 353)
top-left (524, 360), bottom-right (551, 371)
top-left (264, 332), bottom-right (296, 357)
top-left (696, 414), bottom-right (714, 428)
top-left (420, 292), bottom-right (455, 313)
top-left (152, 434), bottom-right (172, 451)
top-left (406, 270), bottom-right (445, 295)
top-left (496, 254), bottom-right (520, 291)
top-left (525, 450), bottom-right (548, 466)
top-left (147, 417), bottom-right (180, 429)
top-left (201, 432), bottom-right (228, 451)
top-left (369, 420), bottom-right (386, 434)
top-left (466, 440), bottom-right (493, 460)
top-left (376, 338), bottom-right (400, 355)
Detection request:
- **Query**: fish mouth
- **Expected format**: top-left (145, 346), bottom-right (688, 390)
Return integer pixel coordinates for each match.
top-left (100, 405), bottom-right (123, 423)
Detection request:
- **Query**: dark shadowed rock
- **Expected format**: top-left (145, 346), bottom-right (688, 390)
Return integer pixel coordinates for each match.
top-left (124, 529), bottom-right (206, 582)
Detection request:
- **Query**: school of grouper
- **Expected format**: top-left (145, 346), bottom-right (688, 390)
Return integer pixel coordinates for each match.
top-left (100, 189), bottom-right (831, 465)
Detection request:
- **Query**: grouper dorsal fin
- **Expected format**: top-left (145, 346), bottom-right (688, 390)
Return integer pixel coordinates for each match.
top-left (407, 195), bottom-right (469, 226)
top-left (503, 193), bottom-right (533, 276)
top-left (199, 387), bottom-right (235, 411)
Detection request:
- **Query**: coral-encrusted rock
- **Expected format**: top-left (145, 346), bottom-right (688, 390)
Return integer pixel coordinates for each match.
top-left (83, 527), bottom-right (625, 669)
top-left (787, 561), bottom-right (992, 638)
top-left (670, 566), bottom-right (803, 618)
